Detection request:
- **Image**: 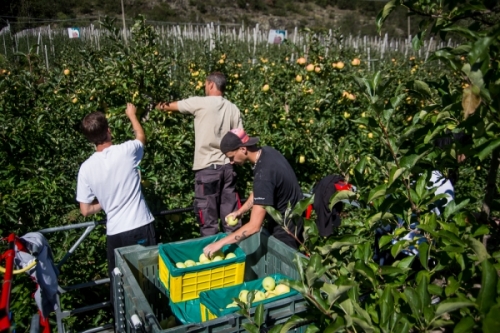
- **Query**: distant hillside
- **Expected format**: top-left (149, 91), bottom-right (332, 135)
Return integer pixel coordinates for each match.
top-left (1, 0), bottom-right (415, 37)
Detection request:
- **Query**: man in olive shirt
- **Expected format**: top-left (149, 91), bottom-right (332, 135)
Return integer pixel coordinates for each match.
top-left (156, 72), bottom-right (243, 236)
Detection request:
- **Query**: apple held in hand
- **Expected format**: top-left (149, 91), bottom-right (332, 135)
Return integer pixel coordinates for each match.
top-left (226, 215), bottom-right (238, 226)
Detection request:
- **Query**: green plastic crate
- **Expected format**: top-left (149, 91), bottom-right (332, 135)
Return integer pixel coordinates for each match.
top-left (199, 273), bottom-right (299, 321)
top-left (113, 231), bottom-right (309, 333)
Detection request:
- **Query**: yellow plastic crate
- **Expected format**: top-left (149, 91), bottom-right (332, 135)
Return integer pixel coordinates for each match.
top-left (158, 234), bottom-right (246, 303)
top-left (200, 302), bottom-right (217, 322)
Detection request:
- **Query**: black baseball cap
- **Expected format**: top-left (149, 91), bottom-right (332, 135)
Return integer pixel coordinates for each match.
top-left (220, 129), bottom-right (260, 154)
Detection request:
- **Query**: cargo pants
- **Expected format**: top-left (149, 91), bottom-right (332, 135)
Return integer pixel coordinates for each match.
top-left (194, 164), bottom-right (242, 236)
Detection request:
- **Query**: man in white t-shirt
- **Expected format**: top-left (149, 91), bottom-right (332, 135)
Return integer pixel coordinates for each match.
top-left (76, 103), bottom-right (156, 288)
top-left (156, 72), bottom-right (243, 236)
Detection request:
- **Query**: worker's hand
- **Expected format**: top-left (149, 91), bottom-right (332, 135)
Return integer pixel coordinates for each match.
top-left (203, 241), bottom-right (223, 259)
top-left (155, 102), bottom-right (169, 111)
top-left (125, 103), bottom-right (137, 118)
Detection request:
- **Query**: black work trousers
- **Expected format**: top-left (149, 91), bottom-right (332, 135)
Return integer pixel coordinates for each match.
top-left (194, 164), bottom-right (241, 236)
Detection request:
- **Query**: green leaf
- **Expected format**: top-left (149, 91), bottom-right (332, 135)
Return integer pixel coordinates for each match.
top-left (435, 300), bottom-right (475, 317)
top-left (454, 316), bottom-right (475, 333)
top-left (355, 261), bottom-right (378, 288)
top-left (324, 316), bottom-right (346, 333)
top-left (367, 184), bottom-right (387, 203)
top-left (443, 199), bottom-right (470, 220)
top-left (321, 283), bottom-right (354, 304)
top-left (416, 271), bottom-right (431, 310)
top-left (379, 235), bottom-right (394, 249)
top-left (252, 304), bottom-right (263, 328)
top-left (472, 225), bottom-right (490, 238)
top-left (304, 325), bottom-right (321, 333)
top-left (477, 260), bottom-right (498, 315)
top-left (469, 37), bottom-right (493, 65)
top-left (477, 138), bottom-right (500, 161)
top-left (351, 315), bottom-right (374, 333)
top-left (390, 240), bottom-right (406, 258)
top-left (404, 287), bottom-right (422, 317)
top-left (415, 172), bottom-right (428, 200)
top-left (242, 323), bottom-right (259, 333)
top-left (445, 277), bottom-right (460, 297)
top-left (265, 206), bottom-right (283, 225)
top-left (367, 212), bottom-right (394, 227)
top-left (292, 196), bottom-right (314, 217)
top-left (380, 286), bottom-right (393, 325)
top-left (388, 167), bottom-right (405, 186)
top-left (278, 315), bottom-right (315, 333)
top-left (468, 237), bottom-right (491, 263)
top-left (399, 153), bottom-right (425, 169)
top-left (329, 190), bottom-right (356, 211)
top-left (413, 80), bottom-right (432, 98)
top-left (376, 0), bottom-right (397, 33)
top-left (419, 241), bottom-right (430, 271)
top-left (483, 305), bottom-right (500, 333)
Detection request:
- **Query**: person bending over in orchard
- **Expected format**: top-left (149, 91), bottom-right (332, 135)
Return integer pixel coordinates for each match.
top-left (156, 72), bottom-right (243, 236)
top-left (76, 103), bottom-right (156, 288)
top-left (203, 129), bottom-right (304, 258)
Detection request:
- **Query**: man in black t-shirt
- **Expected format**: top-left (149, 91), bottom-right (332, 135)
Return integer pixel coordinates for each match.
top-left (203, 128), bottom-right (303, 257)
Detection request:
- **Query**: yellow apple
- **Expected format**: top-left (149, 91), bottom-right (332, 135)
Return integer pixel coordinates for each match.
top-left (274, 284), bottom-right (290, 295)
top-left (295, 75), bottom-right (303, 83)
top-left (368, 133), bottom-right (374, 139)
top-left (262, 84), bottom-right (270, 92)
top-left (351, 58), bottom-right (361, 66)
top-left (336, 61), bottom-right (345, 69)
top-left (184, 260), bottom-right (196, 267)
top-left (226, 302), bottom-right (238, 308)
top-left (226, 216), bottom-right (238, 226)
top-left (343, 112), bottom-right (351, 119)
top-left (176, 262), bottom-right (186, 269)
top-left (299, 155), bottom-right (305, 164)
top-left (265, 291), bottom-right (277, 299)
top-left (306, 64), bottom-right (315, 72)
top-left (314, 66), bottom-right (321, 73)
top-left (225, 252), bottom-right (236, 259)
top-left (239, 290), bottom-right (249, 303)
top-left (64, 69), bottom-right (70, 75)
top-left (254, 290), bottom-right (266, 302)
top-left (199, 253), bottom-right (210, 264)
top-left (262, 276), bottom-right (276, 291)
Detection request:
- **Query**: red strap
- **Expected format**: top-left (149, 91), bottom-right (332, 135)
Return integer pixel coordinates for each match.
top-left (334, 181), bottom-right (352, 191)
top-left (305, 204), bottom-right (313, 220)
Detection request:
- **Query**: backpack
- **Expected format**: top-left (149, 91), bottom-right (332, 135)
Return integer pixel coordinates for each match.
top-left (305, 174), bottom-right (352, 237)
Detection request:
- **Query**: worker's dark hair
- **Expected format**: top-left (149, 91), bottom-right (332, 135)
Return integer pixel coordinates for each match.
top-left (81, 112), bottom-right (109, 145)
top-left (206, 72), bottom-right (226, 94)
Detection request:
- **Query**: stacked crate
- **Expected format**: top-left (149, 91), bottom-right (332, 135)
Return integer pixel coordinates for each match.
top-left (113, 231), bottom-right (308, 332)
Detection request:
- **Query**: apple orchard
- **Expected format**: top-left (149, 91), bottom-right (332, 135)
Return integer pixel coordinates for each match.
top-left (1, 4), bottom-right (500, 331)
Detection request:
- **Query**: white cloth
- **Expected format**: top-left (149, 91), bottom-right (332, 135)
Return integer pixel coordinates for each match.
top-left (429, 170), bottom-right (455, 214)
top-left (76, 140), bottom-right (154, 235)
top-left (15, 232), bottom-right (59, 318)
